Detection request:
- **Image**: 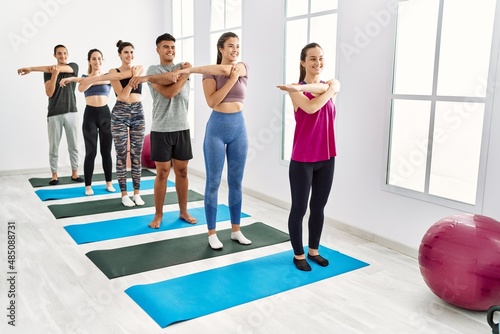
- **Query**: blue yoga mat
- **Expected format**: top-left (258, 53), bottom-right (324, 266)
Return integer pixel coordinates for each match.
top-left (125, 246), bottom-right (369, 328)
top-left (35, 179), bottom-right (174, 201)
top-left (64, 204), bottom-right (249, 244)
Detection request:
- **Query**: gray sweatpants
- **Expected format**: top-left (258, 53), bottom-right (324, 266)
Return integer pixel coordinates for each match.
top-left (47, 112), bottom-right (80, 173)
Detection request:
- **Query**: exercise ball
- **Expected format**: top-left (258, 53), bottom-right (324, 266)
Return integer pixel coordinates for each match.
top-left (141, 134), bottom-right (156, 169)
top-left (418, 214), bottom-right (500, 311)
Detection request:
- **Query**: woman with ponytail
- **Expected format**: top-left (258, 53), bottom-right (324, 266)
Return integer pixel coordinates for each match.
top-left (277, 42), bottom-right (340, 271)
top-left (178, 32), bottom-right (252, 250)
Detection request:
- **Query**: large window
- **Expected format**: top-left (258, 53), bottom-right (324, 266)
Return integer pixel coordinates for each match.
top-left (209, 0), bottom-right (242, 64)
top-left (282, 0), bottom-right (338, 160)
top-left (172, 0), bottom-right (195, 137)
top-left (387, 0), bottom-right (497, 206)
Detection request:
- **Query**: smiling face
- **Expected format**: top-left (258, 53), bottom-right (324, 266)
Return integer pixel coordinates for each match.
top-left (119, 46), bottom-right (134, 65)
top-left (301, 46), bottom-right (324, 76)
top-left (219, 37), bottom-right (240, 64)
top-left (89, 51), bottom-right (103, 73)
top-left (54, 46), bottom-right (68, 65)
top-left (157, 40), bottom-right (175, 65)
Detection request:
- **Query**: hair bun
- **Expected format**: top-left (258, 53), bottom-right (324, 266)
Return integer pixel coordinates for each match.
top-left (116, 40), bottom-right (123, 48)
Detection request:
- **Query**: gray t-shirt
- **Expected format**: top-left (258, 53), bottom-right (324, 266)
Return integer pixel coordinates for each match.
top-left (43, 62), bottom-right (78, 117)
top-left (147, 63), bottom-right (190, 132)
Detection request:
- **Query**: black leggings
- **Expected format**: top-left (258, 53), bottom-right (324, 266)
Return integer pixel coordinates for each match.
top-left (83, 105), bottom-right (113, 186)
top-left (288, 157), bottom-right (335, 256)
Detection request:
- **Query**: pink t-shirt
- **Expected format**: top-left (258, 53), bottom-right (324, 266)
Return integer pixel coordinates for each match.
top-left (202, 62), bottom-right (248, 104)
top-left (291, 90), bottom-right (336, 162)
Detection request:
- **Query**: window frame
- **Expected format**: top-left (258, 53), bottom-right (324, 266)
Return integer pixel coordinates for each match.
top-left (383, 0), bottom-right (500, 211)
top-left (281, 0), bottom-right (340, 163)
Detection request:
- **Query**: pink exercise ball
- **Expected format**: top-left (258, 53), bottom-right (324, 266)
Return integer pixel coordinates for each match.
top-left (418, 214), bottom-right (500, 311)
top-left (141, 134), bottom-right (156, 169)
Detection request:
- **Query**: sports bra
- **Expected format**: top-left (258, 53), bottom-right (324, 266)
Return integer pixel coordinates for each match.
top-left (202, 62), bottom-right (248, 104)
top-left (81, 74), bottom-right (111, 97)
top-left (115, 68), bottom-right (142, 95)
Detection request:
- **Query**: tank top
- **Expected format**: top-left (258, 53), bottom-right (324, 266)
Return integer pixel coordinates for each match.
top-left (291, 82), bottom-right (336, 162)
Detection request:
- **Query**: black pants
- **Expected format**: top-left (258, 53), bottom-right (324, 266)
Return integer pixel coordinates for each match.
top-left (288, 157), bottom-right (335, 256)
top-left (83, 105), bottom-right (113, 186)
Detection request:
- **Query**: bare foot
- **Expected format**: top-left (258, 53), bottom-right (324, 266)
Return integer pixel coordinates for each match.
top-left (180, 212), bottom-right (197, 224)
top-left (149, 216), bottom-right (163, 229)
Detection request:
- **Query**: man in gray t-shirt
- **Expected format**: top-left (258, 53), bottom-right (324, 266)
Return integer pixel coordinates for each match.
top-left (130, 33), bottom-right (197, 228)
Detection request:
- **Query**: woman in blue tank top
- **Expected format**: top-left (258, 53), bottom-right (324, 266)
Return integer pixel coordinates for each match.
top-left (61, 49), bottom-right (115, 196)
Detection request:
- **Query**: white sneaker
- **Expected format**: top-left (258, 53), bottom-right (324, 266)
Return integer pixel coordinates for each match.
top-left (208, 234), bottom-right (223, 250)
top-left (133, 194), bottom-right (145, 206)
top-left (231, 231), bottom-right (252, 245)
top-left (122, 196), bottom-right (136, 207)
top-left (85, 188), bottom-right (94, 196)
top-left (106, 185), bottom-right (116, 193)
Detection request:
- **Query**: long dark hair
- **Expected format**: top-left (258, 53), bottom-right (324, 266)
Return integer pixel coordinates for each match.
top-left (299, 42), bottom-right (322, 82)
top-left (87, 49), bottom-right (103, 75)
top-left (116, 40), bottom-right (134, 54)
top-left (216, 32), bottom-right (239, 64)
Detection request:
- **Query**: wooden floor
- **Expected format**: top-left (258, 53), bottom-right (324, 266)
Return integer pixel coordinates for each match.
top-left (0, 168), bottom-right (491, 334)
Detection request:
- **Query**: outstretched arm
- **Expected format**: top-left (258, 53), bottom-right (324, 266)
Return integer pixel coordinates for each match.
top-left (18, 64), bottom-right (74, 76)
top-left (178, 62), bottom-right (247, 77)
top-left (79, 66), bottom-right (143, 86)
top-left (130, 62), bottom-right (190, 99)
top-left (202, 65), bottom-right (243, 109)
top-left (281, 80), bottom-right (340, 114)
top-left (277, 82), bottom-right (329, 94)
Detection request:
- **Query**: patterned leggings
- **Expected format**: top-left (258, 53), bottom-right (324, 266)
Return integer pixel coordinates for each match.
top-left (111, 101), bottom-right (145, 192)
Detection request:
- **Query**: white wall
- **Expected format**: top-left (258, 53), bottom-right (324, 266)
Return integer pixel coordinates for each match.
top-left (3, 0), bottom-right (500, 254)
top-left (1, 0), bottom-right (166, 173)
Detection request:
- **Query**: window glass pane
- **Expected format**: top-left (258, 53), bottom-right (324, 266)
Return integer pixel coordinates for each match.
top-left (210, 32), bottom-right (219, 64)
top-left (182, 0), bottom-right (194, 36)
top-left (393, 0), bottom-right (439, 95)
top-left (225, 0), bottom-right (242, 29)
top-left (286, 0), bottom-right (309, 17)
top-left (172, 0), bottom-right (182, 36)
top-left (282, 97), bottom-right (295, 160)
top-left (429, 102), bottom-right (484, 204)
top-left (388, 99), bottom-right (431, 192)
top-left (437, 0), bottom-right (496, 97)
top-left (211, 0), bottom-right (225, 31)
top-left (181, 38), bottom-right (194, 71)
top-left (285, 19), bottom-right (308, 83)
top-left (311, 0), bottom-right (337, 13)
top-left (310, 14), bottom-right (337, 78)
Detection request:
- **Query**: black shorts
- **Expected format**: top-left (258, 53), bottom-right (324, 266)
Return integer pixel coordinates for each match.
top-left (150, 130), bottom-right (193, 162)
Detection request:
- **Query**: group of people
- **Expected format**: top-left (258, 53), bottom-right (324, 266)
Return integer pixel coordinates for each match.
top-left (17, 33), bottom-right (340, 271)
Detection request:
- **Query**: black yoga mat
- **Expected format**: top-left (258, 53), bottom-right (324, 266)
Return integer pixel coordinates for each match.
top-left (47, 190), bottom-right (204, 219)
top-left (29, 169), bottom-right (157, 187)
top-left (86, 222), bottom-right (290, 279)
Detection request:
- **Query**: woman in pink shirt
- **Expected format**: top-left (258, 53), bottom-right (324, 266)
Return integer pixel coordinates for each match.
top-left (277, 42), bottom-right (340, 271)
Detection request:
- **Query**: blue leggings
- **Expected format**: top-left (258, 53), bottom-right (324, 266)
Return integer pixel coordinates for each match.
top-left (204, 111), bottom-right (248, 230)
